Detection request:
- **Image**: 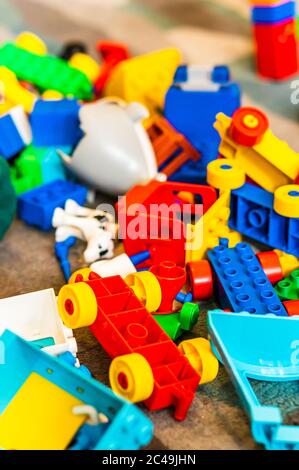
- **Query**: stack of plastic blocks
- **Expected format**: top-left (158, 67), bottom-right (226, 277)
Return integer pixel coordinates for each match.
top-left (164, 65), bottom-right (241, 182)
top-left (250, 0), bottom-right (298, 79)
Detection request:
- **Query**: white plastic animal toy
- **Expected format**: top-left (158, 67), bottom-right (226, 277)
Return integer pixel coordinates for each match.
top-left (52, 199), bottom-right (116, 263)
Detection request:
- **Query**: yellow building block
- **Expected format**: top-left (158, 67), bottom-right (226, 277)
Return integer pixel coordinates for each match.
top-left (214, 112), bottom-right (299, 193)
top-left (185, 191), bottom-right (242, 262)
top-left (104, 48), bottom-right (181, 115)
top-left (0, 100), bottom-right (14, 116)
top-left (0, 66), bottom-right (36, 113)
top-left (274, 184), bottom-right (299, 218)
top-left (69, 53), bottom-right (100, 84)
top-left (207, 158), bottom-right (246, 193)
top-left (0, 372), bottom-right (85, 450)
top-left (274, 250), bottom-right (299, 277)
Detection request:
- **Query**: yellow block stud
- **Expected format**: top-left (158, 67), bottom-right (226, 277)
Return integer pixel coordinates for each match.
top-left (104, 48), bottom-right (181, 115)
top-left (274, 250), bottom-right (299, 277)
top-left (58, 282), bottom-right (98, 329)
top-left (109, 353), bottom-right (154, 403)
top-left (69, 53), bottom-right (100, 83)
top-left (207, 158), bottom-right (246, 192)
top-left (178, 337), bottom-right (219, 385)
top-left (42, 89), bottom-right (64, 100)
top-left (15, 31), bottom-right (48, 56)
top-left (125, 271), bottom-right (162, 312)
top-left (274, 184), bottom-right (299, 218)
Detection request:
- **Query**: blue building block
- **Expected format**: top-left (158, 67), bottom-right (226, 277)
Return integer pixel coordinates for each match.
top-left (18, 179), bottom-right (87, 231)
top-left (0, 330), bottom-right (153, 450)
top-left (252, 2), bottom-right (296, 25)
top-left (164, 65), bottom-right (241, 181)
top-left (0, 109), bottom-right (30, 159)
top-left (30, 99), bottom-right (83, 147)
top-left (229, 183), bottom-right (299, 258)
top-left (208, 310), bottom-right (299, 450)
top-left (207, 239), bottom-right (288, 316)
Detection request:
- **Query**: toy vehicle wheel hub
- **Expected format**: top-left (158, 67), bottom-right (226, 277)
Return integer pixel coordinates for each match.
top-left (64, 299), bottom-right (74, 315)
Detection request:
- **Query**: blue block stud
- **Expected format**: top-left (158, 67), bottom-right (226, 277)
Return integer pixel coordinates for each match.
top-left (207, 239), bottom-right (288, 316)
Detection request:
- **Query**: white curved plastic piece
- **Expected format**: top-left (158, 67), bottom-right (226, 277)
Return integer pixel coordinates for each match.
top-left (0, 289), bottom-right (77, 356)
top-left (91, 253), bottom-right (136, 279)
top-left (60, 99), bottom-right (157, 195)
top-left (72, 405), bottom-right (108, 426)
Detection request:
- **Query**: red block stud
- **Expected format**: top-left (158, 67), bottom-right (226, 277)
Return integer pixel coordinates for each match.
top-left (186, 260), bottom-right (213, 300)
top-left (283, 300), bottom-right (299, 317)
top-left (229, 107), bottom-right (269, 147)
top-left (256, 250), bottom-right (283, 285)
top-left (150, 261), bottom-right (186, 314)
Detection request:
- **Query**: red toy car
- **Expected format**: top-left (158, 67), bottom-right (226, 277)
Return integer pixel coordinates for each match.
top-left (58, 270), bottom-right (218, 421)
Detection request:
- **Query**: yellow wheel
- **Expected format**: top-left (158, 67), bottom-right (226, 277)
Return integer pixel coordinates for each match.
top-left (274, 185), bottom-right (299, 218)
top-left (207, 159), bottom-right (245, 191)
top-left (124, 271), bottom-right (162, 312)
top-left (68, 268), bottom-right (92, 284)
top-left (57, 282), bottom-right (98, 329)
top-left (109, 353), bottom-right (154, 403)
top-left (178, 338), bottom-right (219, 385)
top-left (15, 31), bottom-right (47, 55)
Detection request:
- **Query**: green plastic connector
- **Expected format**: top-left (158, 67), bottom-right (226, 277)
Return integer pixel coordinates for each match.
top-left (0, 43), bottom-right (93, 100)
top-left (0, 157), bottom-right (16, 239)
top-left (153, 302), bottom-right (200, 341)
top-left (275, 269), bottom-right (299, 301)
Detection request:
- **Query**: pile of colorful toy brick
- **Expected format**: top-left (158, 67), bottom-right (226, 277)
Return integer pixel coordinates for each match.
top-left (250, 0), bottom-right (298, 79)
top-left (0, 27), bottom-right (298, 452)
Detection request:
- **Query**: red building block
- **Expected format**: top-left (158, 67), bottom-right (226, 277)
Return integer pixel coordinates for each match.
top-left (117, 180), bottom-right (217, 268)
top-left (253, 19), bottom-right (298, 80)
top-left (283, 300), bottom-right (299, 316)
top-left (95, 41), bottom-right (130, 95)
top-left (150, 261), bottom-right (186, 314)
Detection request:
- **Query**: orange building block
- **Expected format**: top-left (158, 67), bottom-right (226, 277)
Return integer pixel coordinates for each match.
top-left (147, 116), bottom-right (201, 178)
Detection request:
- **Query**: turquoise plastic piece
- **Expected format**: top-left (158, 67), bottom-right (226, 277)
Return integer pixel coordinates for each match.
top-left (208, 310), bottom-right (299, 450)
top-left (0, 330), bottom-right (153, 450)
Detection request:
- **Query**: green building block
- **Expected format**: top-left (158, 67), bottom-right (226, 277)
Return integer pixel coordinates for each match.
top-left (153, 302), bottom-right (199, 341)
top-left (0, 157), bottom-right (16, 239)
top-left (0, 43), bottom-right (93, 100)
top-left (10, 145), bottom-right (67, 195)
top-left (275, 269), bottom-right (299, 301)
